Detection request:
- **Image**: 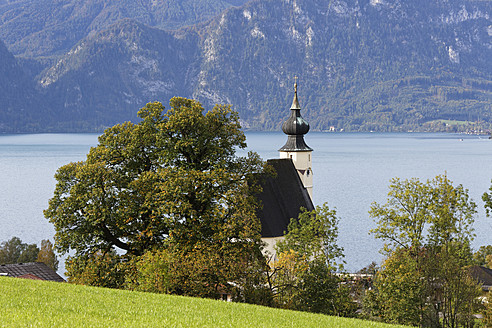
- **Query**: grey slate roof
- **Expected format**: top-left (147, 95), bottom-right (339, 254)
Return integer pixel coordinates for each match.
top-left (469, 265), bottom-right (492, 291)
top-left (0, 262), bottom-right (64, 282)
top-left (256, 158), bottom-right (314, 238)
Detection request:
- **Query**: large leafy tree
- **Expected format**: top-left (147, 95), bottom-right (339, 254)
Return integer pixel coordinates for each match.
top-left (367, 175), bottom-right (481, 327)
top-left (45, 98), bottom-right (265, 288)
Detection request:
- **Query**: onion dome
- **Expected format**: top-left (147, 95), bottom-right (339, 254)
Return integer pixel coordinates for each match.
top-left (279, 81), bottom-right (312, 152)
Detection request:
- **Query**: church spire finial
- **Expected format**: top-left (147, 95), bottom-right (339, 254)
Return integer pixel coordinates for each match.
top-left (291, 76), bottom-right (301, 110)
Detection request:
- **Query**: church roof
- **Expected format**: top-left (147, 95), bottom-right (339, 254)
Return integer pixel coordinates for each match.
top-left (255, 158), bottom-right (314, 238)
top-left (279, 81), bottom-right (312, 152)
top-left (0, 262), bottom-right (65, 282)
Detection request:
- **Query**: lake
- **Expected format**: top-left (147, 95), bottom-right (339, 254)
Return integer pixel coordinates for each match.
top-left (1, 132), bottom-right (491, 272)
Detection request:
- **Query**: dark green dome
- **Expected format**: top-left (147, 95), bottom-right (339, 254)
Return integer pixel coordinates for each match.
top-left (279, 82), bottom-right (312, 152)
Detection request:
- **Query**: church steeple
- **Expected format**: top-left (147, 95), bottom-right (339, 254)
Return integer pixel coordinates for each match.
top-left (279, 78), bottom-right (313, 200)
top-left (279, 79), bottom-right (312, 152)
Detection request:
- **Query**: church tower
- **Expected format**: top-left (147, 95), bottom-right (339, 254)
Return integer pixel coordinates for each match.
top-left (279, 80), bottom-right (313, 200)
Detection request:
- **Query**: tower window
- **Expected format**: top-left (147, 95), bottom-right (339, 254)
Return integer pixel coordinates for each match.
top-left (290, 155), bottom-right (293, 159)
top-left (308, 154), bottom-right (311, 161)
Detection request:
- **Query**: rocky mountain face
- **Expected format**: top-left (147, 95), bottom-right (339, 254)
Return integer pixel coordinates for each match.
top-left (0, 0), bottom-right (247, 56)
top-left (0, 0), bottom-right (490, 132)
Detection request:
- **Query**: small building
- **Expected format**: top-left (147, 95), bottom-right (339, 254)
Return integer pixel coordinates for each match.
top-left (0, 262), bottom-right (65, 282)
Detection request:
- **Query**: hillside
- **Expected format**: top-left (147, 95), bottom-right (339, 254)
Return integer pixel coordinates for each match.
top-left (0, 0), bottom-right (248, 57)
top-left (0, 39), bottom-right (50, 132)
top-left (0, 0), bottom-right (490, 132)
top-left (0, 276), bottom-right (407, 327)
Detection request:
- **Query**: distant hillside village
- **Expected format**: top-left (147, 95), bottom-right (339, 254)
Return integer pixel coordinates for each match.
top-left (2, 81), bottom-right (492, 327)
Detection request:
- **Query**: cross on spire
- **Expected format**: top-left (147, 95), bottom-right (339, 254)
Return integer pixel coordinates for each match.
top-left (294, 75), bottom-right (298, 94)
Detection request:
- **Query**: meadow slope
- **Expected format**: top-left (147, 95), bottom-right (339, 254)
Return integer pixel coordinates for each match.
top-left (0, 276), bottom-right (408, 327)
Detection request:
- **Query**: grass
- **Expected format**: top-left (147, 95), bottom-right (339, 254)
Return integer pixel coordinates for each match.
top-left (427, 119), bottom-right (474, 126)
top-left (0, 276), bottom-right (407, 328)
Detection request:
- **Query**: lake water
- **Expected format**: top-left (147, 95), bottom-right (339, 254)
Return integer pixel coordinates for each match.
top-left (1, 132), bottom-right (491, 272)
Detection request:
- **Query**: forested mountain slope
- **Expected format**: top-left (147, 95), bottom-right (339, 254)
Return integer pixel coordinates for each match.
top-left (0, 0), bottom-right (490, 132)
top-left (0, 0), bottom-right (248, 56)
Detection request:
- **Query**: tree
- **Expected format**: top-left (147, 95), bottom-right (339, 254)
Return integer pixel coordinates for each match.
top-left (65, 250), bottom-right (125, 288)
top-left (276, 204), bottom-right (344, 270)
top-left (37, 240), bottom-right (59, 271)
top-left (483, 182), bottom-right (492, 216)
top-left (17, 244), bottom-right (40, 263)
top-left (45, 98), bottom-right (266, 292)
top-left (0, 237), bottom-right (39, 264)
top-left (369, 174), bottom-right (476, 253)
top-left (368, 174), bottom-right (481, 327)
top-left (270, 204), bottom-right (355, 316)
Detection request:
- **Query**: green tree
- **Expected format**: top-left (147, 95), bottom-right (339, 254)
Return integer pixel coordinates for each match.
top-left (369, 175), bottom-right (476, 253)
top-left (37, 240), bottom-right (59, 271)
top-left (271, 204), bottom-right (355, 316)
top-left (472, 245), bottom-right (492, 268)
top-left (17, 244), bottom-right (40, 263)
top-left (65, 250), bottom-right (125, 288)
top-left (368, 174), bottom-right (480, 327)
top-left (45, 98), bottom-right (266, 293)
top-left (483, 182), bottom-right (492, 217)
top-left (0, 237), bottom-right (39, 264)
top-left (276, 204), bottom-right (344, 269)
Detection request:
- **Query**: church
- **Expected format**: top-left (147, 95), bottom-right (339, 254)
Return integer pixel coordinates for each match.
top-left (256, 81), bottom-right (314, 257)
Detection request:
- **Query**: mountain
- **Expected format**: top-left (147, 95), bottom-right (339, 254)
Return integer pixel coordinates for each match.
top-left (0, 0), bottom-right (248, 57)
top-left (0, 0), bottom-right (491, 132)
top-left (37, 19), bottom-right (199, 130)
top-left (189, 0), bottom-right (492, 131)
top-left (0, 39), bottom-right (50, 132)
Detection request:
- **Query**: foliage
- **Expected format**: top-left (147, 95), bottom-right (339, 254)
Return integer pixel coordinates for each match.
top-left (367, 174), bottom-right (481, 327)
top-left (65, 250), bottom-right (125, 288)
top-left (270, 204), bottom-right (355, 316)
top-left (370, 174), bottom-right (477, 253)
top-left (0, 276), bottom-right (409, 328)
top-left (45, 98), bottom-right (266, 296)
top-left (472, 245), bottom-right (492, 268)
top-left (125, 242), bottom-right (268, 300)
top-left (483, 182), bottom-right (492, 217)
top-left (483, 292), bottom-right (492, 328)
top-left (367, 248), bottom-right (425, 326)
top-left (276, 204), bottom-right (344, 270)
top-left (124, 249), bottom-right (171, 294)
top-left (36, 239), bottom-right (59, 271)
top-left (0, 237), bottom-right (39, 264)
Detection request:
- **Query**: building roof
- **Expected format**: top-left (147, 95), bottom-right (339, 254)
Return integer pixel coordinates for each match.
top-left (279, 82), bottom-right (312, 152)
top-left (256, 158), bottom-right (314, 238)
top-left (0, 262), bottom-right (64, 282)
top-left (469, 265), bottom-right (492, 291)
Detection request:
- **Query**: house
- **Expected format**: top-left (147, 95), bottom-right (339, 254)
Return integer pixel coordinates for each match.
top-left (0, 262), bottom-right (65, 282)
top-left (256, 80), bottom-right (314, 258)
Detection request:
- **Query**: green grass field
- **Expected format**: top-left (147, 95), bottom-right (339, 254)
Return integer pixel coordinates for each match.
top-left (0, 276), bottom-right (407, 327)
